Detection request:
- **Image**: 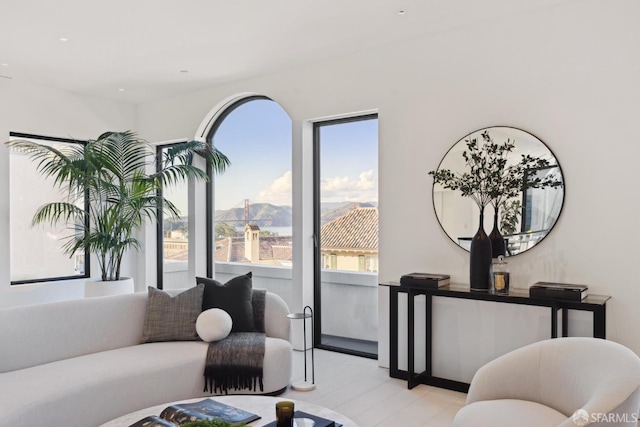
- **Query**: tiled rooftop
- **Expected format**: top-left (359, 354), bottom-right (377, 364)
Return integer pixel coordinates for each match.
top-left (213, 207), bottom-right (378, 263)
top-left (215, 235), bottom-right (293, 263)
top-left (321, 207), bottom-right (378, 250)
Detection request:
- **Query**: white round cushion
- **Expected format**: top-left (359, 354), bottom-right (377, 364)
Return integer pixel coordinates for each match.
top-left (196, 308), bottom-right (233, 342)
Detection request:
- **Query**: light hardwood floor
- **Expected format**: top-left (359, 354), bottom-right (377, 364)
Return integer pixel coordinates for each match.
top-left (280, 349), bottom-right (466, 427)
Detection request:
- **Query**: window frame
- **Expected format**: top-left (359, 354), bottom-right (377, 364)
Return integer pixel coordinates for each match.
top-left (9, 131), bottom-right (91, 285)
top-left (521, 164), bottom-right (562, 233)
top-left (155, 140), bottom-right (190, 290)
top-left (358, 255), bottom-right (366, 272)
top-left (203, 95), bottom-right (271, 278)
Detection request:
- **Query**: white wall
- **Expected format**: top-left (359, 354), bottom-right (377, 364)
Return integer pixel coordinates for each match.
top-left (0, 79), bottom-right (135, 308)
top-left (136, 0), bottom-right (640, 356)
top-left (2, 0), bottom-right (639, 361)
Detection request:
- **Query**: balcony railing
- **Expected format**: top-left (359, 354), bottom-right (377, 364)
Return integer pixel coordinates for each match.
top-left (165, 262), bottom-right (378, 354)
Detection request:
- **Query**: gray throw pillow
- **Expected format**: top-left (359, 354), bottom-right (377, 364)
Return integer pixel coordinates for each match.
top-left (141, 284), bottom-right (204, 343)
top-left (197, 272), bottom-right (254, 332)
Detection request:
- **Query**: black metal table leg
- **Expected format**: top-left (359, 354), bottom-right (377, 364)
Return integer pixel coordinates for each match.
top-left (407, 289), bottom-right (417, 389)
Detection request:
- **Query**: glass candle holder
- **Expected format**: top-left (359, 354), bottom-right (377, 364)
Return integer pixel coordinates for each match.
top-left (276, 401), bottom-right (295, 427)
top-left (491, 255), bottom-right (510, 294)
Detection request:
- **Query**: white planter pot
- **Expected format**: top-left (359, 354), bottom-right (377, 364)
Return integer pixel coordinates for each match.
top-left (84, 277), bottom-right (134, 298)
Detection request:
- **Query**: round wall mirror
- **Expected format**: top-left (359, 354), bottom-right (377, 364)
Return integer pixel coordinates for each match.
top-left (432, 126), bottom-right (565, 256)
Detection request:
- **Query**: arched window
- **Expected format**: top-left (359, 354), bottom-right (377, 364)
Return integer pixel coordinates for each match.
top-left (206, 96), bottom-right (293, 277)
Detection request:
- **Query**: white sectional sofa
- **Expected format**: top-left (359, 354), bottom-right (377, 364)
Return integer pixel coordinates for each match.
top-left (0, 290), bottom-right (292, 427)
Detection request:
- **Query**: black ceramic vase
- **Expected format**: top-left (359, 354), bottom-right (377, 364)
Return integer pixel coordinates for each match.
top-left (489, 205), bottom-right (506, 258)
top-left (470, 208), bottom-right (492, 290)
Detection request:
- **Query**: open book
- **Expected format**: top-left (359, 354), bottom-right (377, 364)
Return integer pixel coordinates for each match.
top-left (129, 398), bottom-right (261, 426)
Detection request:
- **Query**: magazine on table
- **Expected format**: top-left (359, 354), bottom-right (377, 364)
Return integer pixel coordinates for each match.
top-left (128, 398), bottom-right (261, 426)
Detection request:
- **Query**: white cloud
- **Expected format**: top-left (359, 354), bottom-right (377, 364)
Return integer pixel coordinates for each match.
top-left (255, 169), bottom-right (378, 206)
top-left (256, 171), bottom-right (292, 206)
top-left (356, 170), bottom-right (375, 191)
top-left (321, 169), bottom-right (377, 203)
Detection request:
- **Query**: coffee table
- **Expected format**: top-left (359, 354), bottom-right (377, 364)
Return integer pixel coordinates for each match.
top-left (100, 395), bottom-right (358, 426)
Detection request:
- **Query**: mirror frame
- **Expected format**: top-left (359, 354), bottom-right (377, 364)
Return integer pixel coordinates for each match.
top-left (432, 126), bottom-right (565, 256)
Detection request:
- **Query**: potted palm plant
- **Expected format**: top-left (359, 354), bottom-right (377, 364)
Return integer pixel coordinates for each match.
top-left (6, 130), bottom-right (229, 296)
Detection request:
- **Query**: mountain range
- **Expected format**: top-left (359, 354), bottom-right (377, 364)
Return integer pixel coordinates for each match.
top-left (214, 201), bottom-right (376, 227)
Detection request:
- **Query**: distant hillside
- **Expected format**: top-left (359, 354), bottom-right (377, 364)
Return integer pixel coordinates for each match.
top-left (215, 203), bottom-right (293, 227)
top-left (215, 201), bottom-right (376, 228)
top-left (163, 216), bottom-right (187, 232)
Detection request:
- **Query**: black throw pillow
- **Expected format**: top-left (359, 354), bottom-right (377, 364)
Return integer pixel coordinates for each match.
top-left (197, 272), bottom-right (254, 332)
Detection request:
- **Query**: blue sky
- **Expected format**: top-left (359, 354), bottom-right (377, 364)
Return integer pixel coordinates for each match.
top-left (211, 99), bottom-right (378, 210)
top-left (212, 99), bottom-right (292, 210)
top-left (318, 117), bottom-right (378, 205)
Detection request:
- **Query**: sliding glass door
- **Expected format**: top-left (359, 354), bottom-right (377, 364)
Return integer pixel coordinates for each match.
top-left (313, 114), bottom-right (379, 358)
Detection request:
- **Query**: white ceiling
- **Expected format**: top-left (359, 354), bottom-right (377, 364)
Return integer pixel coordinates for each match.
top-left (0, 0), bottom-right (574, 104)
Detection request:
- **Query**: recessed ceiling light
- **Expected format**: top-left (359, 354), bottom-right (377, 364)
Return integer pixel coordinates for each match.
top-left (118, 88), bottom-right (125, 92)
top-left (397, 10), bottom-right (406, 15)
top-left (1, 63), bottom-right (8, 67)
top-left (59, 37), bottom-right (69, 42)
top-left (180, 70), bottom-right (189, 74)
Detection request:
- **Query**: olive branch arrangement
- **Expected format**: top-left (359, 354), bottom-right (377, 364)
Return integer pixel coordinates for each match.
top-left (429, 130), bottom-right (563, 226)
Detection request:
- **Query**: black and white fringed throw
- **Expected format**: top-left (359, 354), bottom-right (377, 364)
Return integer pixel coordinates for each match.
top-left (204, 289), bottom-right (266, 394)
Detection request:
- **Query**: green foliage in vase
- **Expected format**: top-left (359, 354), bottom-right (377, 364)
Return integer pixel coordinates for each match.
top-left (500, 199), bottom-right (522, 235)
top-left (429, 130), bottom-right (563, 213)
top-left (181, 420), bottom-right (245, 427)
top-left (6, 131), bottom-right (230, 281)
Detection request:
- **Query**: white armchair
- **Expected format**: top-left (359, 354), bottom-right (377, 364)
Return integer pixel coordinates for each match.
top-left (454, 337), bottom-right (640, 427)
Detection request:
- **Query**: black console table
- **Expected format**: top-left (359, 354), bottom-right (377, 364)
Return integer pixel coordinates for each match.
top-left (382, 282), bottom-right (610, 392)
